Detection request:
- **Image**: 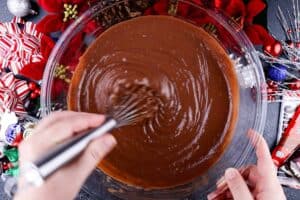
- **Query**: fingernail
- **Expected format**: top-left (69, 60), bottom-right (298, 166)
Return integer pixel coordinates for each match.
top-left (225, 168), bottom-right (237, 180)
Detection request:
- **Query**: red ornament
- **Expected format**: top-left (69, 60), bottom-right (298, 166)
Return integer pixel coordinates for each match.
top-left (267, 95), bottom-right (275, 101)
top-left (287, 40), bottom-right (295, 48)
top-left (267, 80), bottom-right (278, 89)
top-left (290, 80), bottom-right (300, 90)
top-left (28, 82), bottom-right (37, 91)
top-left (2, 162), bottom-right (8, 170)
top-left (30, 92), bottom-right (38, 99)
top-left (296, 42), bottom-right (300, 48)
top-left (34, 88), bottom-right (41, 95)
top-left (263, 41), bottom-right (283, 57)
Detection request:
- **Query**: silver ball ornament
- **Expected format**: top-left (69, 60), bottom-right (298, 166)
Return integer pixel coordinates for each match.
top-left (7, 0), bottom-right (37, 17)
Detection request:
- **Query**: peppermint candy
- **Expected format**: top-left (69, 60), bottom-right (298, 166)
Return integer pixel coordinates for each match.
top-left (0, 72), bottom-right (30, 114)
top-left (0, 17), bottom-right (44, 74)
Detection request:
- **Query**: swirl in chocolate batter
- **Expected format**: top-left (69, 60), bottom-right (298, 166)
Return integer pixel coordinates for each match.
top-left (68, 16), bottom-right (239, 188)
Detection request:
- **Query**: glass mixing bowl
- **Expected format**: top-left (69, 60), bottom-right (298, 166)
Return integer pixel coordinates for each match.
top-left (40, 0), bottom-right (267, 199)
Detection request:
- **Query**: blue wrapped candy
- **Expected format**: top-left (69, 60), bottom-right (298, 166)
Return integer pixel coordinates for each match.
top-left (0, 112), bottom-right (21, 145)
top-left (4, 124), bottom-right (22, 145)
top-left (268, 63), bottom-right (287, 82)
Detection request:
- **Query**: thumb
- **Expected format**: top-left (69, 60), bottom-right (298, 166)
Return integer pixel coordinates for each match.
top-left (225, 168), bottom-right (253, 200)
top-left (74, 134), bottom-right (117, 180)
top-left (25, 134), bottom-right (117, 200)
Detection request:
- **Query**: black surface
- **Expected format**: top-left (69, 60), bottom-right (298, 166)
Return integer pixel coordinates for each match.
top-left (0, 0), bottom-right (299, 199)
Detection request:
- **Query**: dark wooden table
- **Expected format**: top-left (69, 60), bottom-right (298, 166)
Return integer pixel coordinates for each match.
top-left (0, 0), bottom-right (299, 199)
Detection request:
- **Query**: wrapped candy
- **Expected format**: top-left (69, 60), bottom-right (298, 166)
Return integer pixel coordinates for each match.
top-left (0, 73), bottom-right (30, 115)
top-left (0, 111), bottom-right (23, 146)
top-left (0, 17), bottom-right (54, 77)
top-left (4, 148), bottom-right (18, 163)
top-left (0, 142), bottom-right (6, 159)
top-left (272, 106), bottom-right (300, 167)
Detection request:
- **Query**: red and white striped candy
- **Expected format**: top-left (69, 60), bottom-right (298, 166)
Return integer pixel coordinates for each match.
top-left (0, 72), bottom-right (30, 114)
top-left (0, 17), bottom-right (44, 74)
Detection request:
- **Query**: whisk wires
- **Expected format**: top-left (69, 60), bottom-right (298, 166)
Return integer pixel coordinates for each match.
top-left (107, 82), bottom-right (161, 127)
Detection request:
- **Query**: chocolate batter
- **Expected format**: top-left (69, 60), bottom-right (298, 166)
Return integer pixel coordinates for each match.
top-left (68, 16), bottom-right (239, 188)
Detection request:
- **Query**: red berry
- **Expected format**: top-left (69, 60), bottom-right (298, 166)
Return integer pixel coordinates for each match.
top-left (7, 163), bottom-right (13, 168)
top-left (267, 88), bottom-right (274, 94)
top-left (263, 41), bottom-right (282, 57)
top-left (28, 82), bottom-right (37, 90)
top-left (3, 163), bottom-right (8, 170)
top-left (30, 92), bottom-right (38, 99)
top-left (290, 80), bottom-right (300, 90)
top-left (34, 88), bottom-right (40, 95)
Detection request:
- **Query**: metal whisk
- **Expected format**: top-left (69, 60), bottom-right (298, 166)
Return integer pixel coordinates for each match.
top-left (14, 83), bottom-right (160, 193)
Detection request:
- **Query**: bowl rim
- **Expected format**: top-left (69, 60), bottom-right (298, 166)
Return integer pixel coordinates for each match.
top-left (40, 0), bottom-right (267, 197)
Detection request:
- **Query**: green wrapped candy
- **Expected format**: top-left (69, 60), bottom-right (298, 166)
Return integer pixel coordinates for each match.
top-left (4, 148), bottom-right (18, 162)
top-left (5, 167), bottom-right (19, 176)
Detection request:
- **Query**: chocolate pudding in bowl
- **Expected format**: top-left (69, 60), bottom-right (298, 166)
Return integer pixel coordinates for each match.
top-left (41, 1), bottom-right (267, 199)
top-left (68, 15), bottom-right (239, 188)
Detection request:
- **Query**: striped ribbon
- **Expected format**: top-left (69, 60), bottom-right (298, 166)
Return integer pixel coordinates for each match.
top-left (0, 72), bottom-right (30, 114)
top-left (0, 17), bottom-right (44, 74)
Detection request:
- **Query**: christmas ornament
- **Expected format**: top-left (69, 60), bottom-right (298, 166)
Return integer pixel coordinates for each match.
top-left (268, 64), bottom-right (287, 82)
top-left (263, 41), bottom-right (283, 57)
top-left (7, 0), bottom-right (37, 17)
top-left (258, 0), bottom-right (300, 103)
top-left (0, 17), bottom-right (54, 77)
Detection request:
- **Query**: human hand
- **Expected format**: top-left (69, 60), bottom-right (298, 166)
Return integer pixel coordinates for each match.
top-left (207, 130), bottom-right (286, 200)
top-left (14, 111), bottom-right (117, 200)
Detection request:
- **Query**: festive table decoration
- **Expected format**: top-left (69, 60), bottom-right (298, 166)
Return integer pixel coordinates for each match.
top-left (145, 0), bottom-right (277, 50)
top-left (0, 73), bottom-right (30, 115)
top-left (272, 105), bottom-right (300, 167)
top-left (0, 17), bottom-right (54, 78)
top-left (0, 0), bottom-right (299, 190)
top-left (36, 0), bottom-right (97, 34)
top-left (258, 0), bottom-right (300, 102)
top-left (6, 0), bottom-right (37, 17)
